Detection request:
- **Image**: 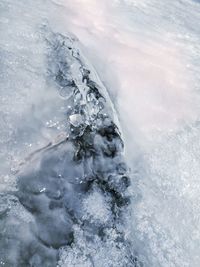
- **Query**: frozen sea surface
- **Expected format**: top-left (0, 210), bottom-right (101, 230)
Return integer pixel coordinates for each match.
top-left (1, 0), bottom-right (200, 266)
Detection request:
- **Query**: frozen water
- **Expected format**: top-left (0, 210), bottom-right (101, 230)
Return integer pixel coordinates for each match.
top-left (69, 114), bottom-right (84, 128)
top-left (1, 0), bottom-right (200, 266)
top-left (54, 0), bottom-right (200, 266)
top-left (0, 2), bottom-right (135, 266)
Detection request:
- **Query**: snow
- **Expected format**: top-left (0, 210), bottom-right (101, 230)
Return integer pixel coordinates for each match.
top-left (1, 0), bottom-right (200, 266)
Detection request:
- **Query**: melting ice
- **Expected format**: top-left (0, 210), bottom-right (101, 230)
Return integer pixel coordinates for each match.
top-left (1, 0), bottom-right (200, 266)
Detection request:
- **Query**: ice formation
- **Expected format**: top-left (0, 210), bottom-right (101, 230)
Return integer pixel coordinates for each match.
top-left (0, 22), bottom-right (139, 266)
top-left (1, 0), bottom-right (200, 266)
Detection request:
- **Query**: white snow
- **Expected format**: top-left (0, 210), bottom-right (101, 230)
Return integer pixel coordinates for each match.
top-left (1, 0), bottom-right (200, 266)
top-left (56, 0), bottom-right (200, 266)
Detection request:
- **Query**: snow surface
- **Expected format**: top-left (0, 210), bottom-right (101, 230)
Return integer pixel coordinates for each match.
top-left (1, 0), bottom-right (200, 266)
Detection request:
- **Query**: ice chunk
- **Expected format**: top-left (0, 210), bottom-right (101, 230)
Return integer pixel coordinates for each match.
top-left (69, 114), bottom-right (84, 127)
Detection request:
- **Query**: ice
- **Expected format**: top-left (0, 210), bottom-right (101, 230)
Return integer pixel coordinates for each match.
top-left (69, 114), bottom-right (84, 127)
top-left (55, 0), bottom-right (200, 266)
top-left (82, 191), bottom-right (111, 223)
top-left (1, 0), bottom-right (200, 266)
top-left (0, 1), bottom-right (136, 266)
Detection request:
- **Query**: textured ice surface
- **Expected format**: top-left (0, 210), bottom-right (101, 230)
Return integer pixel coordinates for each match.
top-left (53, 0), bottom-right (200, 266)
top-left (1, 0), bottom-right (200, 267)
top-left (0, 1), bottom-right (138, 266)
